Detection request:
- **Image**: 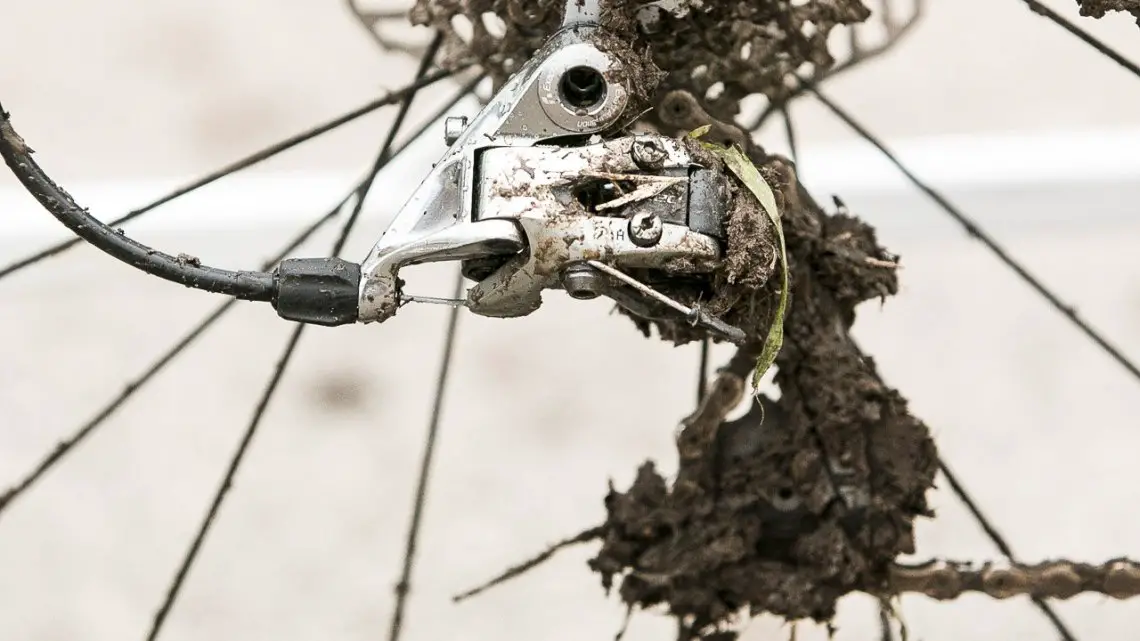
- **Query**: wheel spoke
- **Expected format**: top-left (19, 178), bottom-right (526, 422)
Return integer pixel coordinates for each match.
top-left (782, 103), bottom-right (799, 164)
top-left (0, 66), bottom-right (462, 284)
top-left (806, 84), bottom-right (1140, 387)
top-left (345, 0), bottom-right (430, 57)
top-left (744, 0), bottom-right (925, 132)
top-left (878, 602), bottom-right (895, 641)
top-left (0, 200), bottom-right (338, 519)
top-left (0, 67), bottom-right (480, 522)
top-left (1021, 0), bottom-right (1140, 80)
top-left (143, 34), bottom-right (445, 640)
top-left (696, 338), bottom-right (710, 402)
top-left (938, 460), bottom-right (1078, 641)
top-left (388, 270), bottom-right (464, 641)
top-left (790, 105), bottom-right (1078, 641)
top-left (144, 321), bottom-right (306, 641)
top-left (334, 31), bottom-right (446, 255)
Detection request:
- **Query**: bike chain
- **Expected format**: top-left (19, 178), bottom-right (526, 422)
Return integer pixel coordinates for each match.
top-left (890, 558), bottom-right (1140, 600)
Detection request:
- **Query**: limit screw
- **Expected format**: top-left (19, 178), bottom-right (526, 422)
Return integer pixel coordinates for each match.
top-left (631, 138), bottom-right (667, 170)
top-left (628, 212), bottom-right (663, 247)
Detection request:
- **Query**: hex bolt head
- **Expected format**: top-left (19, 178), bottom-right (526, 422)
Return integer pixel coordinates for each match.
top-left (561, 264), bottom-right (603, 300)
top-left (631, 138), bottom-right (667, 170)
top-left (628, 212), bottom-right (664, 247)
top-left (444, 116), bottom-right (469, 146)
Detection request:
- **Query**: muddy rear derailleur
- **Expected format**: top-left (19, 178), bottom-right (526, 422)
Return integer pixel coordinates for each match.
top-left (270, 3), bottom-right (745, 344)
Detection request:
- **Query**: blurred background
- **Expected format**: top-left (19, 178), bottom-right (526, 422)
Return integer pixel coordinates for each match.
top-left (1, 1), bottom-right (1139, 640)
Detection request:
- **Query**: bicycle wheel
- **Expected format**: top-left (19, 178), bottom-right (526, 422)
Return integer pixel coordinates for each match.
top-left (1, 1), bottom-right (1139, 641)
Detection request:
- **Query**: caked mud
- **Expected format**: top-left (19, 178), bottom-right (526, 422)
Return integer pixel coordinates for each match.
top-left (590, 153), bottom-right (938, 639)
top-left (421, 1), bottom-right (940, 637)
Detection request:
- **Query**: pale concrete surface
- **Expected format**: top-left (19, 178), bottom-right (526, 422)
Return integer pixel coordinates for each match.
top-left (1, 1), bottom-right (1140, 641)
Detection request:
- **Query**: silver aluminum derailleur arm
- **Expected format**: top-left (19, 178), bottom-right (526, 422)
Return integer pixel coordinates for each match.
top-left (272, 0), bottom-right (745, 344)
top-left (356, 3), bottom-right (626, 323)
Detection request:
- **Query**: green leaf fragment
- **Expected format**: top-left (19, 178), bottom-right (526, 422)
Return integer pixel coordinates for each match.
top-left (696, 139), bottom-right (789, 395)
top-left (686, 124), bottom-right (712, 139)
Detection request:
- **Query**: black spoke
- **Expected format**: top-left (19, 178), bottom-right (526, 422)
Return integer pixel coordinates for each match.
top-left (697, 338), bottom-right (709, 402)
top-left (743, 2), bottom-right (924, 134)
top-left (939, 460), bottom-right (1078, 641)
top-left (0, 70), bottom-right (480, 522)
top-left (345, 0), bottom-right (429, 56)
top-left (1022, 0), bottom-right (1140, 80)
top-left (806, 84), bottom-right (1140, 386)
top-left (144, 34), bottom-right (445, 641)
top-left (0, 66), bottom-right (462, 284)
top-left (0, 201), bottom-right (340, 518)
top-left (336, 30), bottom-right (447, 256)
top-left (878, 602), bottom-right (894, 641)
top-left (145, 321), bottom-right (306, 641)
top-left (792, 103), bottom-right (1077, 640)
top-left (388, 270), bottom-right (464, 641)
top-left (782, 103), bottom-right (799, 164)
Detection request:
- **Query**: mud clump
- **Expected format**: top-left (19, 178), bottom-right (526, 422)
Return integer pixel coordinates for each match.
top-left (1076, 0), bottom-right (1140, 24)
top-left (589, 153), bottom-right (939, 639)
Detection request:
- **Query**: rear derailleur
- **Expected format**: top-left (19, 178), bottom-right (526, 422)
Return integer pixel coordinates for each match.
top-left (271, 2), bottom-right (747, 344)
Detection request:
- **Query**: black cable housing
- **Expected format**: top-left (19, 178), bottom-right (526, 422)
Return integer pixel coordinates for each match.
top-left (0, 105), bottom-right (278, 301)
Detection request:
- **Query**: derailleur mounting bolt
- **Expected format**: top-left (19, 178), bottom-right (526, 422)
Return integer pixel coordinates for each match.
top-left (628, 212), bottom-right (664, 247)
top-left (444, 116), bottom-right (469, 146)
top-left (561, 264), bottom-right (604, 300)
